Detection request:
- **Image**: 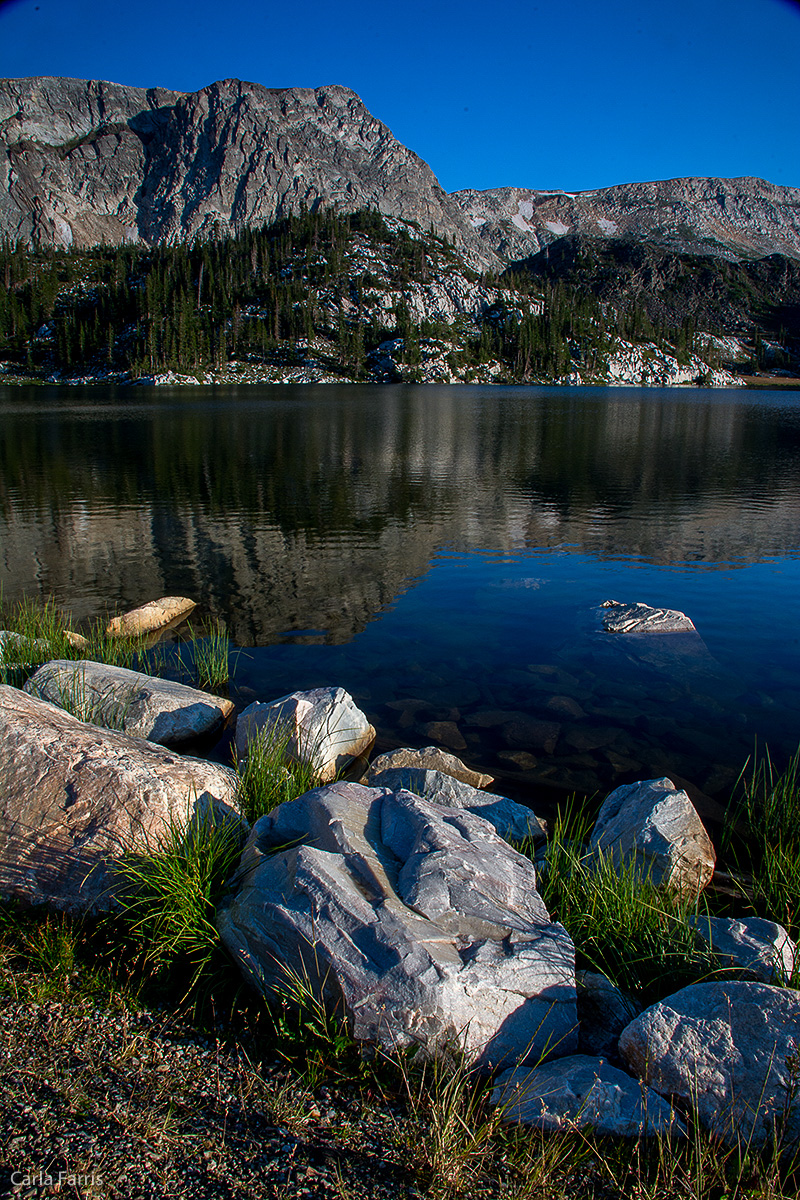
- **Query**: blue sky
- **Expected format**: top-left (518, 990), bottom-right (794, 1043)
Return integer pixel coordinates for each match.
top-left (0, 0), bottom-right (797, 194)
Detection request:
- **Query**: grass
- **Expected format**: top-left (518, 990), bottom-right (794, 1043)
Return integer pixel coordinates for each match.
top-left (722, 747), bottom-right (800, 938)
top-left (235, 720), bottom-right (321, 823)
top-left (182, 617), bottom-right (233, 691)
top-left (111, 804), bottom-right (245, 996)
top-left (530, 799), bottom-right (718, 1004)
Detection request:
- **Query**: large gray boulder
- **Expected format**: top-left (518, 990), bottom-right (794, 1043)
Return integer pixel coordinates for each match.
top-left (588, 777), bottom-right (716, 897)
top-left (368, 745), bottom-right (494, 790)
top-left (619, 981), bottom-right (800, 1149)
top-left (23, 659), bottom-right (234, 745)
top-left (0, 685), bottom-right (242, 915)
top-left (235, 687), bottom-right (375, 784)
top-left (689, 915), bottom-right (796, 985)
top-left (217, 781), bottom-right (577, 1069)
top-left (367, 765), bottom-right (545, 845)
top-left (493, 1055), bottom-right (684, 1137)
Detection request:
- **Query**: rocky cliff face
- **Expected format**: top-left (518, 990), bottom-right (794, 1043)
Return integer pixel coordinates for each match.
top-left (0, 75), bottom-right (490, 262)
top-left (452, 177), bottom-right (800, 264)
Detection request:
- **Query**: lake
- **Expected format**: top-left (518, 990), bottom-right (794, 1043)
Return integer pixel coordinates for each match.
top-left (2, 382), bottom-right (800, 816)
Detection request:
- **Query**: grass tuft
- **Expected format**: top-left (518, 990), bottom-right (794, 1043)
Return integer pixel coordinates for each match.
top-left (235, 721), bottom-right (320, 824)
top-left (112, 805), bottom-right (245, 995)
top-left (185, 618), bottom-right (233, 692)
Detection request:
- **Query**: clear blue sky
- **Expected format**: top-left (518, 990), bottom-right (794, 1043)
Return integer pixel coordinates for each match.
top-left (0, 0), bottom-right (797, 194)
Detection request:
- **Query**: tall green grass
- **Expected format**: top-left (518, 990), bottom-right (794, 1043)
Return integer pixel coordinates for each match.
top-left (723, 747), bottom-right (800, 938)
top-left (235, 722), bottom-right (320, 824)
top-left (531, 799), bottom-right (716, 1001)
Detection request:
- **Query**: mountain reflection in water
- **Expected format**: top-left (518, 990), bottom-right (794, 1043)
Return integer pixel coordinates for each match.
top-left (2, 383), bottom-right (800, 812)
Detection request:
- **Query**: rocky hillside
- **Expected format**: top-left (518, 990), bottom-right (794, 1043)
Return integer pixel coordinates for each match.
top-left (453, 177), bottom-right (800, 265)
top-left (0, 75), bottom-right (491, 264)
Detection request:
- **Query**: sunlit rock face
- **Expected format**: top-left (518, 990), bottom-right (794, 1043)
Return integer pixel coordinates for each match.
top-left (0, 76), bottom-right (488, 261)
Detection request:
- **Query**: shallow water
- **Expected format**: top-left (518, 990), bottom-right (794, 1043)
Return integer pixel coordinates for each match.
top-left (2, 382), bottom-right (800, 811)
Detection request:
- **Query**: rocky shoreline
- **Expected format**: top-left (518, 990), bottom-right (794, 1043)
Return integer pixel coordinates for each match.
top-left (2, 593), bottom-right (800, 1173)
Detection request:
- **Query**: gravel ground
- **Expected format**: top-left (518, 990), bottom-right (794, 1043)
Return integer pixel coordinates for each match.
top-left (0, 991), bottom-right (416, 1200)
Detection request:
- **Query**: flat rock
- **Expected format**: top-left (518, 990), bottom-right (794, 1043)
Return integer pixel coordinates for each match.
top-left (236, 686), bottom-right (375, 784)
top-left (493, 1055), bottom-right (683, 1137)
top-left (689, 915), bottom-right (796, 984)
top-left (500, 716), bottom-right (560, 754)
top-left (366, 766), bottom-right (545, 844)
top-left (217, 781), bottom-right (577, 1070)
top-left (106, 596), bottom-right (196, 637)
top-left (588, 777), bottom-right (716, 897)
top-left (599, 600), bottom-right (696, 634)
top-left (0, 685), bottom-right (241, 915)
top-left (618, 981), bottom-right (800, 1148)
top-left (577, 971), bottom-right (641, 1060)
top-left (368, 745), bottom-right (493, 789)
top-left (418, 720), bottom-right (467, 752)
top-left (23, 659), bottom-right (234, 745)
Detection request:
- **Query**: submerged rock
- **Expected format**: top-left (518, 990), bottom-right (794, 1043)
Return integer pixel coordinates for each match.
top-left (23, 659), bottom-right (234, 745)
top-left (106, 596), bottom-right (196, 637)
top-left (0, 685), bottom-right (241, 915)
top-left (235, 686), bottom-right (375, 784)
top-left (493, 1055), bottom-right (683, 1137)
top-left (588, 777), bottom-right (716, 897)
top-left (217, 781), bottom-right (577, 1069)
top-left (619, 981), bottom-right (800, 1149)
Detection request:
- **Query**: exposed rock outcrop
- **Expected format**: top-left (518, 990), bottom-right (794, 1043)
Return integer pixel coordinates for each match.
top-left (0, 76), bottom-right (491, 262)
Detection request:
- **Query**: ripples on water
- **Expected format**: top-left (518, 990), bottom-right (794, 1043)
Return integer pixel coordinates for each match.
top-left (2, 382), bottom-right (800, 816)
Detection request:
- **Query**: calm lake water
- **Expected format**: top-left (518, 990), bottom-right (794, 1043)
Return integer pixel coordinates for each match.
top-left (3, 382), bottom-right (800, 815)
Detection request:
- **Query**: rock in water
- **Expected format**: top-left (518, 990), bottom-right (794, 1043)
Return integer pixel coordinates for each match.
top-left (493, 1055), bottom-right (683, 1137)
top-left (0, 685), bottom-right (241, 915)
top-left (106, 596), bottom-right (196, 636)
top-left (599, 601), bottom-right (696, 634)
top-left (24, 659), bottom-right (234, 745)
top-left (235, 687), bottom-right (375, 784)
top-left (217, 781), bottom-right (577, 1069)
top-left (588, 777), bottom-right (715, 897)
top-left (619, 981), bottom-right (800, 1149)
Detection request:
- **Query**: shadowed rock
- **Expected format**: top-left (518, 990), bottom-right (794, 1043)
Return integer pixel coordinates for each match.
top-left (619, 981), bottom-right (800, 1149)
top-left (493, 1054), bottom-right (684, 1137)
top-left (217, 781), bottom-right (577, 1069)
top-left (689, 915), bottom-right (797, 984)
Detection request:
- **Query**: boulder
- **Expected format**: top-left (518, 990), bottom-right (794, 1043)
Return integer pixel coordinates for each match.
top-left (689, 915), bottom-right (796, 984)
top-left (235, 687), bottom-right (375, 784)
top-left (23, 659), bottom-right (234, 745)
top-left (618, 981), bottom-right (800, 1149)
top-left (366, 765), bottom-right (545, 845)
top-left (217, 781), bottom-right (577, 1070)
top-left (0, 630), bottom-right (50, 667)
top-left (493, 1055), bottom-right (683, 1137)
top-left (577, 971), bottom-right (641, 1060)
top-left (0, 685), bottom-right (242, 915)
top-left (368, 745), bottom-right (493, 790)
top-left (588, 777), bottom-right (715, 897)
top-left (106, 596), bottom-right (196, 637)
top-left (599, 601), bottom-right (696, 634)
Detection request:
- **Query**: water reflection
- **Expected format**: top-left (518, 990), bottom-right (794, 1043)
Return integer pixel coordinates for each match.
top-left (2, 383), bottom-right (800, 809)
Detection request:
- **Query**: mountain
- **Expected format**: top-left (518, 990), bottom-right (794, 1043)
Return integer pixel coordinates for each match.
top-left (452, 178), bottom-right (800, 265)
top-left (0, 75), bottom-right (491, 263)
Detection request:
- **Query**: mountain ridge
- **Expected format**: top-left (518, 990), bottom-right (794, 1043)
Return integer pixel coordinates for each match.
top-left (2, 75), bottom-right (799, 269)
